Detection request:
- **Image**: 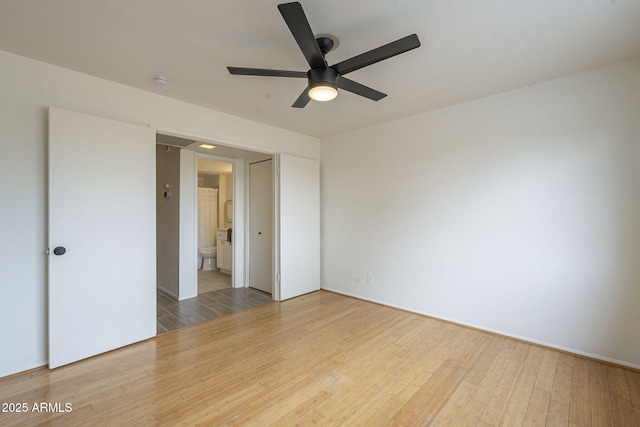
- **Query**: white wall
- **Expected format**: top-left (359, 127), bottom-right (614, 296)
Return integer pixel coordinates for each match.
top-left (0, 50), bottom-right (319, 377)
top-left (321, 58), bottom-right (640, 368)
top-left (156, 144), bottom-right (181, 298)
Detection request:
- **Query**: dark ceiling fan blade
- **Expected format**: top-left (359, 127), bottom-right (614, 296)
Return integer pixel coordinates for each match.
top-left (332, 34), bottom-right (421, 75)
top-left (227, 67), bottom-right (307, 78)
top-left (278, 2), bottom-right (326, 69)
top-left (291, 88), bottom-right (311, 108)
top-left (337, 76), bottom-right (387, 101)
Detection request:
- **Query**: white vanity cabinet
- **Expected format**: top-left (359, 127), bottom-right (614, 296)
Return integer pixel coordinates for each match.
top-left (216, 228), bottom-right (232, 274)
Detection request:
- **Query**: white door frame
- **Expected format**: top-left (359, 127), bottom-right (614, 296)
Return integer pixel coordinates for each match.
top-left (177, 149), bottom-right (245, 300)
top-left (193, 152), bottom-right (243, 294)
top-left (273, 155), bottom-right (281, 301)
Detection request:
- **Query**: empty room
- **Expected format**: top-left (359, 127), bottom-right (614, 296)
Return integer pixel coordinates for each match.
top-left (1, 1), bottom-right (639, 425)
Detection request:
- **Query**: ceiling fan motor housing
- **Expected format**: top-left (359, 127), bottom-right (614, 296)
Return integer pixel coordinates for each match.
top-left (308, 67), bottom-right (338, 89)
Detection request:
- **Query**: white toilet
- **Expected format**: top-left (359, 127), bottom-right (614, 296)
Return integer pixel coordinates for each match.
top-left (198, 246), bottom-right (217, 271)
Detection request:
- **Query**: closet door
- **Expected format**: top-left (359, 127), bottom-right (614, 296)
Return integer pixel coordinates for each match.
top-left (48, 108), bottom-right (156, 368)
top-left (249, 159), bottom-right (273, 293)
top-left (278, 154), bottom-right (320, 300)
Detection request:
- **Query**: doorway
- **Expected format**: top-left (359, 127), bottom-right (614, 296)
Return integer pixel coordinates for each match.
top-left (155, 131), bottom-right (320, 305)
top-left (155, 133), bottom-right (278, 333)
top-left (197, 158), bottom-right (233, 294)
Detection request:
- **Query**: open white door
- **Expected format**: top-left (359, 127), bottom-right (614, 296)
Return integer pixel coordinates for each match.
top-left (249, 159), bottom-right (274, 293)
top-left (277, 154), bottom-right (320, 300)
top-left (48, 108), bottom-right (156, 368)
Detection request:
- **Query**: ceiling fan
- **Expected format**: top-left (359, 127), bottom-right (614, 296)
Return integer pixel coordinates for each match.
top-left (227, 2), bottom-right (421, 108)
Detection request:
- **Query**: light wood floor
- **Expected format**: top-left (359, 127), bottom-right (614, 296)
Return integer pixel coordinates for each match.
top-left (1, 291), bottom-right (639, 426)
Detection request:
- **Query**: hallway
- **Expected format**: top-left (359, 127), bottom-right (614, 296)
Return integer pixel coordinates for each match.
top-left (157, 287), bottom-right (272, 333)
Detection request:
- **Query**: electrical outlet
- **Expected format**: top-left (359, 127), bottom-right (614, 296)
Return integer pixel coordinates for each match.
top-left (367, 274), bottom-right (374, 285)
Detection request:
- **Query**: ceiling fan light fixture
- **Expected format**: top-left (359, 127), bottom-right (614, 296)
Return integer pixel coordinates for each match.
top-left (307, 67), bottom-right (339, 102)
top-left (309, 83), bottom-right (338, 101)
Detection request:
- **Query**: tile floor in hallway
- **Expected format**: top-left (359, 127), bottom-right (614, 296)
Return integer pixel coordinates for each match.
top-left (157, 269), bottom-right (272, 333)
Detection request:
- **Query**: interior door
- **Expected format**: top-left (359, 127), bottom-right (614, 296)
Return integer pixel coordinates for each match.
top-left (278, 154), bottom-right (320, 300)
top-left (249, 159), bottom-right (273, 293)
top-left (48, 108), bottom-right (156, 369)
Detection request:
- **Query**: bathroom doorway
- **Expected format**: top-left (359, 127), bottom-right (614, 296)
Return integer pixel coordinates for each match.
top-left (197, 158), bottom-right (233, 295)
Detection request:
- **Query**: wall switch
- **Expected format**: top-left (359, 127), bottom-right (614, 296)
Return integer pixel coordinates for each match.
top-left (367, 274), bottom-right (374, 285)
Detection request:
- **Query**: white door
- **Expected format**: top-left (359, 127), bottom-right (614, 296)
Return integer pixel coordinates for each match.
top-left (48, 108), bottom-right (156, 369)
top-left (278, 154), bottom-right (320, 300)
top-left (249, 159), bottom-right (273, 293)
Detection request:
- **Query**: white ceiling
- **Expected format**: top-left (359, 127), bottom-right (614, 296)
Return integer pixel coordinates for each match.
top-left (1, 0), bottom-right (639, 139)
top-left (198, 159), bottom-right (232, 175)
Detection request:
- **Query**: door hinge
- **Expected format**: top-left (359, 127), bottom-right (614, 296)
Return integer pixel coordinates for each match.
top-left (276, 273), bottom-right (281, 282)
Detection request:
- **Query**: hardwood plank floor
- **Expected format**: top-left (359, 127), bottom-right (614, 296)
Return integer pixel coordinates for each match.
top-left (1, 290), bottom-right (639, 426)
